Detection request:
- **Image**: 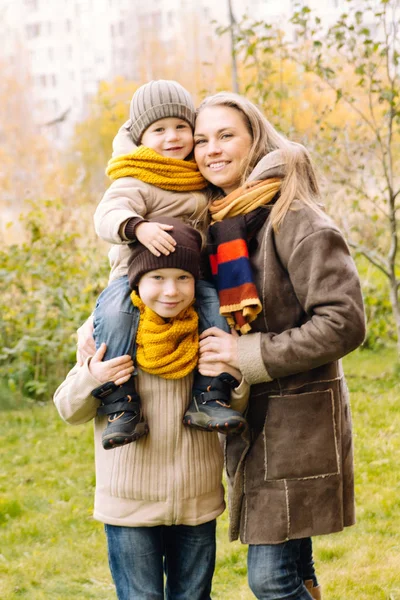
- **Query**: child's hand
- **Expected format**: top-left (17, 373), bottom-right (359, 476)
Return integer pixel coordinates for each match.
top-left (88, 343), bottom-right (134, 386)
top-left (136, 222), bottom-right (176, 256)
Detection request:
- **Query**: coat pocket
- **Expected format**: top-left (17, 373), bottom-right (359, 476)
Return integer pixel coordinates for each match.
top-left (264, 390), bottom-right (339, 481)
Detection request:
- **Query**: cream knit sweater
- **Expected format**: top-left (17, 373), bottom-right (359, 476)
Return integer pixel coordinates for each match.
top-left (53, 359), bottom-right (249, 527)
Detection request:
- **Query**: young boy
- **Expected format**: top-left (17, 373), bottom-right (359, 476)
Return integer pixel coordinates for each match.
top-left (91, 80), bottom-right (247, 449)
top-left (54, 220), bottom-right (250, 599)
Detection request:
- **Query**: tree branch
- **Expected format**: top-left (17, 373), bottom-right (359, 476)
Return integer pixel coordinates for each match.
top-left (347, 240), bottom-right (390, 278)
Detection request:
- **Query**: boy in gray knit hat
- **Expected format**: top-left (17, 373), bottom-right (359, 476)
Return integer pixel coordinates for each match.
top-left (82, 80), bottom-right (247, 449)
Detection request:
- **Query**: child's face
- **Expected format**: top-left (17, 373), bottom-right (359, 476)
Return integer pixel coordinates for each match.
top-left (141, 117), bottom-right (194, 160)
top-left (138, 268), bottom-right (195, 318)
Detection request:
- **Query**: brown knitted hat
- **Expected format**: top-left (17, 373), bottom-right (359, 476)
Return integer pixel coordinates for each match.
top-left (128, 80), bottom-right (195, 145)
top-left (127, 218), bottom-right (202, 289)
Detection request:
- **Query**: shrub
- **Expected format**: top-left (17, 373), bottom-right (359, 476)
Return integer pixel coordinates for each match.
top-left (0, 200), bottom-right (108, 402)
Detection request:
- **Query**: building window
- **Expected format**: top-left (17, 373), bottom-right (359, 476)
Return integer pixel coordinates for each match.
top-left (48, 47), bottom-right (54, 60)
top-left (26, 23), bottom-right (40, 38)
top-left (51, 74), bottom-right (57, 86)
top-left (24, 0), bottom-right (38, 9)
top-left (66, 19), bottom-right (72, 32)
top-left (152, 13), bottom-right (161, 29)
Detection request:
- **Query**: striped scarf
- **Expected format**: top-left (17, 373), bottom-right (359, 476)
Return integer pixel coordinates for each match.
top-left (106, 146), bottom-right (208, 191)
top-left (208, 178), bottom-right (281, 333)
top-left (131, 292), bottom-right (199, 379)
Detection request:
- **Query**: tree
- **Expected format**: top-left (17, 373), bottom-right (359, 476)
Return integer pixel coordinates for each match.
top-left (219, 0), bottom-right (400, 355)
top-left (227, 0), bottom-right (240, 93)
top-left (289, 0), bottom-right (400, 356)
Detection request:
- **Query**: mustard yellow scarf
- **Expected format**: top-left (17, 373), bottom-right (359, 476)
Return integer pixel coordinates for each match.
top-left (106, 146), bottom-right (208, 192)
top-left (209, 178), bottom-right (281, 222)
top-left (131, 292), bottom-right (199, 379)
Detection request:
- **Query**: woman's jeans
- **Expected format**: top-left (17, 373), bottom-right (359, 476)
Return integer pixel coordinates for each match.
top-left (247, 538), bottom-right (318, 600)
top-left (104, 520), bottom-right (216, 600)
top-left (93, 275), bottom-right (229, 390)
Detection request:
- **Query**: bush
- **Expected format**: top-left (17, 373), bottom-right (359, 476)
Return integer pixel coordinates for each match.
top-left (0, 199), bottom-right (108, 402)
top-left (358, 275), bottom-right (397, 351)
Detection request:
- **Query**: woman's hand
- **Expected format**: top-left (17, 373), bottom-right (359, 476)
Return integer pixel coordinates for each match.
top-left (198, 327), bottom-right (240, 378)
top-left (135, 222), bottom-right (176, 257)
top-left (88, 343), bottom-right (134, 386)
top-left (76, 315), bottom-right (96, 366)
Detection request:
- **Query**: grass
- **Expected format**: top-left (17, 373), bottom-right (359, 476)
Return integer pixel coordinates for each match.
top-left (0, 347), bottom-right (399, 599)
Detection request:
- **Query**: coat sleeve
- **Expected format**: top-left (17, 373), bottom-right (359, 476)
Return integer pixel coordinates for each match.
top-left (53, 360), bottom-right (102, 425)
top-left (238, 223), bottom-right (366, 384)
top-left (94, 178), bottom-right (149, 244)
top-left (229, 378), bottom-right (250, 414)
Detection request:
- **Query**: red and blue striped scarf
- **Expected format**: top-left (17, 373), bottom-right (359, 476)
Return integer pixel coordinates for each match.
top-left (207, 178), bottom-right (281, 333)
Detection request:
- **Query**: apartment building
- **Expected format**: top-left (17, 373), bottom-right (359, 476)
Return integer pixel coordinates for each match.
top-left (1, 0), bottom-right (349, 143)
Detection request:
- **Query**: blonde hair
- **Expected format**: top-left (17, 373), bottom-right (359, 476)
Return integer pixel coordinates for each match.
top-left (196, 92), bottom-right (323, 230)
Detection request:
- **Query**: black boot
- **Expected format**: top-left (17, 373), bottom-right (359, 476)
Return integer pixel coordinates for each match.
top-left (183, 373), bottom-right (247, 435)
top-left (92, 380), bottom-right (149, 450)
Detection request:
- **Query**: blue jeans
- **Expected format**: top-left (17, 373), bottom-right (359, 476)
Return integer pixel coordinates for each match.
top-left (93, 275), bottom-right (229, 390)
top-left (248, 538), bottom-right (317, 599)
top-left (104, 520), bottom-right (216, 600)
top-left (297, 538), bottom-right (317, 586)
top-left (93, 275), bottom-right (140, 360)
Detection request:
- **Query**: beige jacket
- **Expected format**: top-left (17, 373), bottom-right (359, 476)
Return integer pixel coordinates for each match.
top-left (94, 178), bottom-right (209, 282)
top-left (53, 360), bottom-right (249, 527)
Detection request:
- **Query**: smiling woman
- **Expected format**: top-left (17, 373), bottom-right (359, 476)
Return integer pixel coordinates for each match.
top-left (193, 92), bottom-right (366, 600)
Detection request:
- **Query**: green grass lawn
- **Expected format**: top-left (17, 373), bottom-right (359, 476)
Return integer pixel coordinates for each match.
top-left (0, 347), bottom-right (399, 599)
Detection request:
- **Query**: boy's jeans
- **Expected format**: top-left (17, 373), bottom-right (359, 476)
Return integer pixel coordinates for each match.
top-left (104, 520), bottom-right (216, 599)
top-left (93, 275), bottom-right (229, 389)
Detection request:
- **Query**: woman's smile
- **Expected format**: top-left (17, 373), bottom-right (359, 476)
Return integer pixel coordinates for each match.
top-left (207, 160), bottom-right (231, 171)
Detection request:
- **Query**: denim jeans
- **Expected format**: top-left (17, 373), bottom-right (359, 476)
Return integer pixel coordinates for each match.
top-left (297, 538), bottom-right (318, 586)
top-left (93, 275), bottom-right (140, 360)
top-left (247, 538), bottom-right (317, 599)
top-left (93, 275), bottom-right (229, 391)
top-left (104, 520), bottom-right (216, 600)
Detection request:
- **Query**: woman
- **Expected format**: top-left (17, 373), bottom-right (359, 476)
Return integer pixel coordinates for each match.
top-left (193, 92), bottom-right (365, 600)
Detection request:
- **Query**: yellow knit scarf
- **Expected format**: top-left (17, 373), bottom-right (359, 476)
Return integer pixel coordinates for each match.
top-left (209, 178), bottom-right (282, 222)
top-left (106, 146), bottom-right (208, 191)
top-left (131, 292), bottom-right (199, 379)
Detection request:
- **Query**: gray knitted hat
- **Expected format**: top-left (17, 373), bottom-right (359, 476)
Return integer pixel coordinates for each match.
top-left (127, 217), bottom-right (202, 289)
top-left (128, 80), bottom-right (195, 145)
